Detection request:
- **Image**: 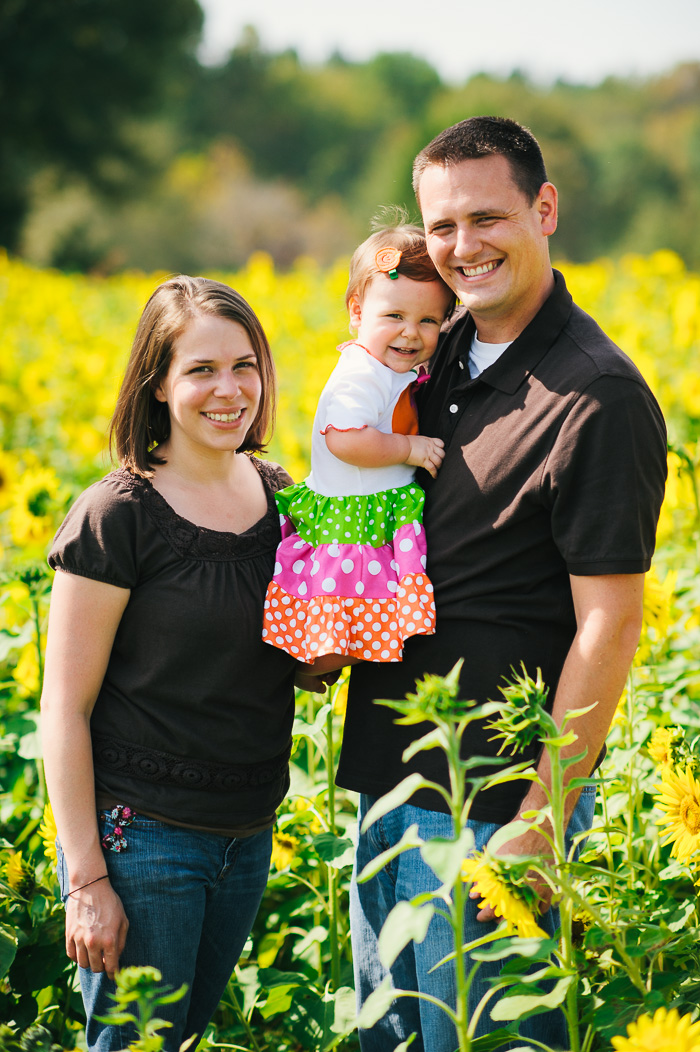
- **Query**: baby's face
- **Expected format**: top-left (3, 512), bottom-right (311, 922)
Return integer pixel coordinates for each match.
top-left (349, 274), bottom-right (452, 374)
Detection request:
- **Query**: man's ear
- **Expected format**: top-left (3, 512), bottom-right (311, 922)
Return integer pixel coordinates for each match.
top-left (348, 294), bottom-right (362, 331)
top-left (537, 182), bottom-right (558, 237)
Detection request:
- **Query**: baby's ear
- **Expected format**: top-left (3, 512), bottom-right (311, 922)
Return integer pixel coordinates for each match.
top-left (348, 295), bottom-right (362, 331)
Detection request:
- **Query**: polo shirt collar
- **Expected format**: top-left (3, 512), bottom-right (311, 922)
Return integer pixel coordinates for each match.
top-left (448, 269), bottom-right (574, 395)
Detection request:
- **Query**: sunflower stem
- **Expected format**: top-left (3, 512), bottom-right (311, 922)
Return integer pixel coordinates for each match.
top-left (443, 713), bottom-right (471, 1052)
top-left (325, 686), bottom-right (340, 990)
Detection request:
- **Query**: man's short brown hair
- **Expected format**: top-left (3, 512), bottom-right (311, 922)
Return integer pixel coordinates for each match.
top-left (413, 116), bottom-right (548, 204)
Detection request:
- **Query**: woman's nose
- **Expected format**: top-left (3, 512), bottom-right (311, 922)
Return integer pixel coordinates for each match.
top-left (214, 370), bottom-right (240, 399)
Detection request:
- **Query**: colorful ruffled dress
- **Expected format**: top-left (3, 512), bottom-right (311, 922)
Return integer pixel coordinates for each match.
top-left (262, 342), bottom-right (435, 662)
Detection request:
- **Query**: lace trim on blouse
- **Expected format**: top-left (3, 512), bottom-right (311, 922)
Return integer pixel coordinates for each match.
top-left (92, 732), bottom-right (292, 793)
top-left (114, 459), bottom-right (286, 561)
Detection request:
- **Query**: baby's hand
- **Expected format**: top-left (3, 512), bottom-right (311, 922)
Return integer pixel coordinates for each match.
top-left (404, 435), bottom-right (445, 478)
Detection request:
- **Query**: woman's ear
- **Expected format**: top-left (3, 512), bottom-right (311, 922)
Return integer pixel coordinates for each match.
top-left (153, 375), bottom-right (168, 403)
top-left (348, 294), bottom-right (362, 332)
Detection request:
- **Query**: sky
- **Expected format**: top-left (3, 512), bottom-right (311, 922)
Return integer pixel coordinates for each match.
top-left (197, 0), bottom-right (700, 84)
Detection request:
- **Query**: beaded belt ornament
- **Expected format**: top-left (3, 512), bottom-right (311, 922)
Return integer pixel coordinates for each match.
top-left (101, 804), bottom-right (136, 853)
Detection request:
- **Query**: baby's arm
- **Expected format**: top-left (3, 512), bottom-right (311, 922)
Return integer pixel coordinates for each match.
top-left (325, 427), bottom-right (445, 479)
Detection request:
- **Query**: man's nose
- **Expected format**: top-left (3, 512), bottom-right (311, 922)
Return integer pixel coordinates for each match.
top-left (454, 224), bottom-right (481, 259)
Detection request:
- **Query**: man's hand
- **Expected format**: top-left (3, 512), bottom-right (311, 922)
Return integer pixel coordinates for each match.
top-left (295, 657), bottom-right (348, 694)
top-left (405, 434), bottom-right (445, 478)
top-left (470, 822), bottom-right (554, 922)
top-left (472, 573), bottom-right (644, 923)
top-left (65, 879), bottom-right (129, 979)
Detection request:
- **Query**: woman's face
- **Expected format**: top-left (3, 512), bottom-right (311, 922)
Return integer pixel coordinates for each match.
top-left (154, 313), bottom-right (262, 458)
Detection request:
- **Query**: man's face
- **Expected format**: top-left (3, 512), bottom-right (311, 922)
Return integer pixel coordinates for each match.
top-left (419, 154), bottom-right (557, 341)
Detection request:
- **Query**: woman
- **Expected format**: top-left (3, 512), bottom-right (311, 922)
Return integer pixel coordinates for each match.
top-left (41, 276), bottom-right (299, 1051)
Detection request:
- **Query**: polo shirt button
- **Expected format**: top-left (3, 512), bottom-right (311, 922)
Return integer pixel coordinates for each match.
top-left (449, 403), bottom-right (459, 414)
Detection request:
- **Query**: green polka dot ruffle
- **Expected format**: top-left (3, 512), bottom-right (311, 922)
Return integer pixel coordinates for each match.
top-left (275, 481), bottom-right (425, 547)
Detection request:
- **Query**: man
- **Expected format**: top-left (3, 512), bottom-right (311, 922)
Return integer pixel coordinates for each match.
top-left (335, 117), bottom-right (667, 1051)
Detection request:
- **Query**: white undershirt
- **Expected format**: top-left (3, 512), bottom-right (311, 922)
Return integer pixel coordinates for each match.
top-left (469, 333), bottom-right (513, 378)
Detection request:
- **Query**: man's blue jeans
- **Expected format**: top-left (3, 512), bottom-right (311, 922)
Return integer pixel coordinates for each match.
top-left (57, 811), bottom-right (272, 1052)
top-left (351, 786), bottom-right (596, 1052)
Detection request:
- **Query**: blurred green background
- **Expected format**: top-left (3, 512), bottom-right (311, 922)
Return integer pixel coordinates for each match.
top-left (2, 0), bottom-right (700, 274)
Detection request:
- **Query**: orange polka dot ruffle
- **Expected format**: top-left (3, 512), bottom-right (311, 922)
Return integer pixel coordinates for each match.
top-left (262, 572), bottom-right (435, 662)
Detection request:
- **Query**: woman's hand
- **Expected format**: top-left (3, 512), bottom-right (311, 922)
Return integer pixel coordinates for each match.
top-left (65, 878), bottom-right (129, 979)
top-left (404, 434), bottom-right (445, 478)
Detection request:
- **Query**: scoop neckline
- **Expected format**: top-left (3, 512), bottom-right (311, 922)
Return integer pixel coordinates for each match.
top-left (117, 458), bottom-right (278, 540)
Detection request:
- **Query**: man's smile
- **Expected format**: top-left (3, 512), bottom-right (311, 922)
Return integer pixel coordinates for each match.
top-left (457, 259), bottom-right (503, 278)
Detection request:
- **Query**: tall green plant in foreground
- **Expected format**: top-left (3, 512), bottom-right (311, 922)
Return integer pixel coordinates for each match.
top-left (356, 662), bottom-right (700, 1052)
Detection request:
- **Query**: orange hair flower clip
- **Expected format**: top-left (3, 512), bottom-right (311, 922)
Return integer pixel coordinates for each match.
top-left (375, 247), bottom-right (402, 279)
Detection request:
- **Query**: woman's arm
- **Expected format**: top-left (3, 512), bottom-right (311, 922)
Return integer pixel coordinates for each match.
top-left (41, 570), bottom-right (131, 977)
top-left (325, 427), bottom-right (445, 479)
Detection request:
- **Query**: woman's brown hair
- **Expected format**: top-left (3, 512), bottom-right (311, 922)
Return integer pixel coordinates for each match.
top-left (110, 276), bottom-right (276, 476)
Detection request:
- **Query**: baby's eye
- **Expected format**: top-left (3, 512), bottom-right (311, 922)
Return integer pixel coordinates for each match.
top-left (421, 317), bottom-right (439, 325)
top-left (386, 313), bottom-right (403, 320)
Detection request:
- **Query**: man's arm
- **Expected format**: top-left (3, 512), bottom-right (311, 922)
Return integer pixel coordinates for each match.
top-left (474, 571), bottom-right (644, 920)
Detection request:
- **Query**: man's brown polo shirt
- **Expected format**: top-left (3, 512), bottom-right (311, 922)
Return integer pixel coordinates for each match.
top-left (336, 271), bottom-right (667, 822)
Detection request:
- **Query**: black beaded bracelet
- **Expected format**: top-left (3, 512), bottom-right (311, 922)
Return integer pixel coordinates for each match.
top-left (68, 874), bottom-right (109, 897)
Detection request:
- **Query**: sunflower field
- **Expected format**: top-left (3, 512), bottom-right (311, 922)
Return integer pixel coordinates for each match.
top-left (0, 248), bottom-right (699, 1051)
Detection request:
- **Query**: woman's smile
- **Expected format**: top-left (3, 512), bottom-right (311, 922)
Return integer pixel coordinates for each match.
top-left (155, 313), bottom-right (262, 456)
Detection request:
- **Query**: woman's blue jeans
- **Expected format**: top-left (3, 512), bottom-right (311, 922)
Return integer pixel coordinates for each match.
top-left (351, 786), bottom-right (597, 1052)
top-left (57, 812), bottom-right (272, 1052)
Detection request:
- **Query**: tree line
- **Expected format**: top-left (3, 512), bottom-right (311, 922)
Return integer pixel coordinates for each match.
top-left (3, 3), bottom-right (699, 272)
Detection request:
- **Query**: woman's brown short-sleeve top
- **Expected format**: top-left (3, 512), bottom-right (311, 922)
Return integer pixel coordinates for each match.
top-left (48, 458), bottom-right (297, 833)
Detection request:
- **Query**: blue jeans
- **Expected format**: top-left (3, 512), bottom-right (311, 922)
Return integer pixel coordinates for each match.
top-left (57, 812), bottom-right (272, 1052)
top-left (351, 786), bottom-right (596, 1052)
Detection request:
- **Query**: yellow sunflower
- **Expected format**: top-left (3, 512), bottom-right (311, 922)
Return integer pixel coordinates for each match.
top-left (636, 567), bottom-right (677, 664)
top-left (648, 727), bottom-right (682, 769)
top-left (9, 464), bottom-right (65, 548)
top-left (642, 567), bottom-right (677, 637)
top-left (270, 832), bottom-right (300, 871)
top-left (40, 801), bottom-right (58, 869)
top-left (0, 449), bottom-right (19, 511)
top-left (461, 853), bottom-right (546, 939)
top-left (611, 1006), bottom-right (700, 1052)
top-left (655, 765), bottom-right (700, 863)
top-left (5, 850), bottom-right (36, 898)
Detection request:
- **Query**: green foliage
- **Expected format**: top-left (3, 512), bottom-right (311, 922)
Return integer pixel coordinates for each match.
top-left (0, 0), bottom-right (203, 250)
top-left (5, 8), bottom-right (700, 271)
top-left (95, 966), bottom-right (189, 1051)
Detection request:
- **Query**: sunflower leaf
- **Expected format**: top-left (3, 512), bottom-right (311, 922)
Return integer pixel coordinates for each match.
top-left (378, 900), bottom-right (434, 968)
